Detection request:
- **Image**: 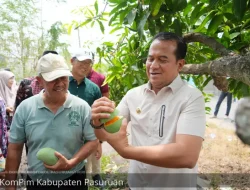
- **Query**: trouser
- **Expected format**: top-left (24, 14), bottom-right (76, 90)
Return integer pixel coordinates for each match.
top-left (214, 92), bottom-right (232, 116)
top-left (86, 152), bottom-right (101, 176)
top-left (26, 167), bottom-right (88, 190)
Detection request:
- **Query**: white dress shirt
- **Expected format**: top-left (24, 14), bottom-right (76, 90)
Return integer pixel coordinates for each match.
top-left (117, 75), bottom-right (206, 190)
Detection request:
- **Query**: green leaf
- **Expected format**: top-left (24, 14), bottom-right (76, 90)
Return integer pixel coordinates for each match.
top-left (194, 10), bottom-right (216, 32)
top-left (108, 0), bottom-right (126, 4)
top-left (110, 2), bottom-right (127, 16)
top-left (125, 8), bottom-right (137, 25)
top-left (127, 27), bottom-right (137, 32)
top-left (241, 19), bottom-right (250, 29)
top-left (207, 14), bottom-right (223, 34)
top-left (109, 11), bottom-right (121, 26)
top-left (183, 4), bottom-right (192, 16)
top-left (241, 83), bottom-right (250, 96)
top-left (190, 3), bottom-right (204, 25)
top-left (137, 11), bottom-right (150, 38)
top-left (229, 42), bottom-right (248, 50)
top-left (109, 26), bottom-right (123, 34)
top-left (172, 0), bottom-right (187, 11)
top-left (233, 0), bottom-right (247, 20)
top-left (150, 0), bottom-right (164, 16)
top-left (77, 18), bottom-right (92, 28)
top-left (148, 19), bottom-right (156, 36)
top-left (103, 42), bottom-right (114, 46)
top-left (120, 9), bottom-right (129, 24)
top-left (94, 0), bottom-right (98, 15)
top-left (229, 32), bottom-right (240, 39)
top-left (67, 24), bottom-right (73, 34)
top-left (87, 8), bottom-right (94, 17)
top-left (165, 0), bottom-right (173, 10)
top-left (209, 0), bottom-right (219, 7)
top-left (173, 19), bottom-right (182, 36)
top-left (190, 0), bottom-right (199, 5)
top-left (197, 48), bottom-right (215, 55)
top-left (97, 20), bottom-right (105, 34)
top-left (99, 17), bottom-right (108, 21)
top-left (202, 76), bottom-right (212, 89)
top-left (223, 13), bottom-right (237, 22)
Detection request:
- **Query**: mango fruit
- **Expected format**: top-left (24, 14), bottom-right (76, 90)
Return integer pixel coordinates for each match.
top-left (100, 108), bottom-right (119, 124)
top-left (101, 109), bottom-right (123, 133)
top-left (36, 147), bottom-right (58, 166)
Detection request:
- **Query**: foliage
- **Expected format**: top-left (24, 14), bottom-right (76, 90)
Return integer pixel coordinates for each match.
top-left (69, 0), bottom-right (250, 103)
top-left (0, 0), bottom-right (41, 79)
top-left (47, 21), bottom-right (71, 62)
top-left (0, 0), bottom-right (70, 80)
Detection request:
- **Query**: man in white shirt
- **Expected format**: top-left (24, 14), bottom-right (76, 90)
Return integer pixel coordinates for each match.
top-left (90, 32), bottom-right (206, 189)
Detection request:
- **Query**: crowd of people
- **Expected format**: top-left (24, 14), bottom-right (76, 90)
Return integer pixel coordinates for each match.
top-left (0, 49), bottom-right (108, 189)
top-left (0, 32), bottom-right (213, 190)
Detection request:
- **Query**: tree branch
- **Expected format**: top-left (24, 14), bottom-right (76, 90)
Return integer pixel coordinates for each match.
top-left (184, 33), bottom-right (232, 56)
top-left (181, 54), bottom-right (250, 87)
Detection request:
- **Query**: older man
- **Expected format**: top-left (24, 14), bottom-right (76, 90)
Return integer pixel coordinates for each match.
top-left (6, 53), bottom-right (98, 190)
top-left (69, 50), bottom-right (104, 189)
top-left (90, 32), bottom-right (206, 189)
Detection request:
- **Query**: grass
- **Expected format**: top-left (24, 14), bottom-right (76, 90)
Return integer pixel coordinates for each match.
top-left (198, 121), bottom-right (250, 188)
top-left (89, 153), bottom-right (129, 190)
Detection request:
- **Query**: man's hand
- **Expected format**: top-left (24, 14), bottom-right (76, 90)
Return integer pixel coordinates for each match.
top-left (44, 152), bottom-right (73, 171)
top-left (95, 118), bottom-right (131, 158)
top-left (95, 142), bottom-right (102, 160)
top-left (91, 97), bottom-right (115, 127)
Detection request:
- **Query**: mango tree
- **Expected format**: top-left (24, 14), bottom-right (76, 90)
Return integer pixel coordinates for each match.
top-left (0, 0), bottom-right (69, 79)
top-left (69, 0), bottom-right (250, 104)
top-left (68, 0), bottom-right (250, 145)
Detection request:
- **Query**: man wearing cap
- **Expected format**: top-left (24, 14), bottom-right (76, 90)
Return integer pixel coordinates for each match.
top-left (69, 50), bottom-right (104, 189)
top-left (15, 50), bottom-right (59, 110)
top-left (5, 53), bottom-right (98, 190)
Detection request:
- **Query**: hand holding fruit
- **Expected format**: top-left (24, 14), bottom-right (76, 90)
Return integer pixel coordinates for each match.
top-left (91, 97), bottom-right (115, 127)
top-left (91, 97), bottom-right (123, 133)
top-left (94, 118), bottom-right (131, 158)
top-left (36, 148), bottom-right (72, 171)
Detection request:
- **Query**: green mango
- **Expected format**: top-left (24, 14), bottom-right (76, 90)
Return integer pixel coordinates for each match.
top-left (104, 116), bottom-right (123, 133)
top-left (100, 108), bottom-right (119, 124)
top-left (36, 147), bottom-right (58, 166)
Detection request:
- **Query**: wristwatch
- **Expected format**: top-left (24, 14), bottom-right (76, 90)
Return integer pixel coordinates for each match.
top-left (90, 120), bottom-right (104, 129)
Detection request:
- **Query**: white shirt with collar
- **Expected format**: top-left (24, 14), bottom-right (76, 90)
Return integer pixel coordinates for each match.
top-left (117, 75), bottom-right (206, 190)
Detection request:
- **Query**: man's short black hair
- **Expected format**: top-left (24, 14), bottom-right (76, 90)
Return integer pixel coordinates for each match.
top-left (152, 32), bottom-right (187, 60)
top-left (42, 50), bottom-right (58, 56)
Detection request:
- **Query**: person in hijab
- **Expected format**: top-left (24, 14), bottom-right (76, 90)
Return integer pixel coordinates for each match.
top-left (0, 70), bottom-right (17, 129)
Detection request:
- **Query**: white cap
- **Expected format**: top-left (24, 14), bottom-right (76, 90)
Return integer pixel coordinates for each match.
top-left (72, 49), bottom-right (93, 62)
top-left (37, 53), bottom-right (72, 82)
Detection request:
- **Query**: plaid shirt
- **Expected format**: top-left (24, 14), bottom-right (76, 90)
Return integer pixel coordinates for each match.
top-left (30, 78), bottom-right (41, 95)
